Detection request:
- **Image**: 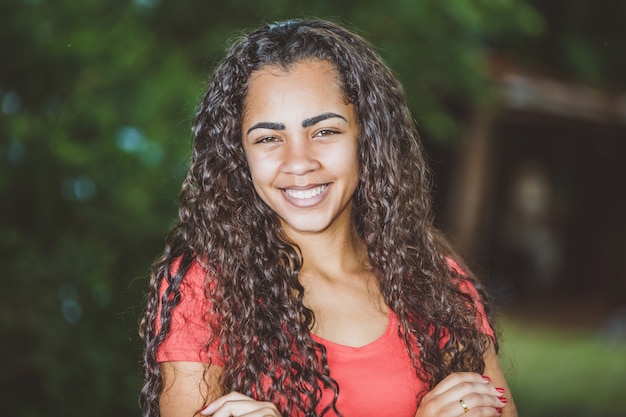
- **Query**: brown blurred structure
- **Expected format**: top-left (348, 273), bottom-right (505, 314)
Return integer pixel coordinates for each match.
top-left (447, 52), bottom-right (626, 309)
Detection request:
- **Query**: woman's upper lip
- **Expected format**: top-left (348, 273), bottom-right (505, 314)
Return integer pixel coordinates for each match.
top-left (280, 183), bottom-right (329, 190)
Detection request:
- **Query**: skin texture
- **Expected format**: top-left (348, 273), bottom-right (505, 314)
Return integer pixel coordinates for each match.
top-left (241, 61), bottom-right (360, 239)
top-left (416, 346), bottom-right (516, 417)
top-left (159, 362), bottom-right (220, 417)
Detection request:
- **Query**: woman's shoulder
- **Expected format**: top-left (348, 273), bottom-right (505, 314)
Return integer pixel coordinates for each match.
top-left (444, 256), bottom-right (484, 304)
top-left (156, 254), bottom-right (219, 364)
top-left (173, 253), bottom-right (207, 276)
top-left (444, 256), bottom-right (495, 340)
top-left (158, 254), bottom-right (217, 312)
top-left (445, 256), bottom-right (468, 277)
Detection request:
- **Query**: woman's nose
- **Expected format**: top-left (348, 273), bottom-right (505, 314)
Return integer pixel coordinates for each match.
top-left (280, 138), bottom-right (320, 175)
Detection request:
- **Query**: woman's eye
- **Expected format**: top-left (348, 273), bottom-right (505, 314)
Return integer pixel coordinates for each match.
top-left (256, 136), bottom-right (281, 144)
top-left (314, 129), bottom-right (338, 138)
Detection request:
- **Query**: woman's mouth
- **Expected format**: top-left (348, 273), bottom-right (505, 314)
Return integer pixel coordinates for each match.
top-left (282, 184), bottom-right (328, 200)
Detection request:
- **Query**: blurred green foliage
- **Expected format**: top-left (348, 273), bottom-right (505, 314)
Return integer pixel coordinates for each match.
top-left (501, 315), bottom-right (626, 417)
top-left (502, 0), bottom-right (626, 88)
top-left (1, 1), bottom-right (624, 416)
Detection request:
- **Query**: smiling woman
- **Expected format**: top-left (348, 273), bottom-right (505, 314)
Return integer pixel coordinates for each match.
top-left (139, 19), bottom-right (517, 417)
top-left (242, 60), bottom-right (360, 237)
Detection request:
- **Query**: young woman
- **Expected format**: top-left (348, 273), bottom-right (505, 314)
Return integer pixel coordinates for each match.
top-left (140, 19), bottom-right (517, 417)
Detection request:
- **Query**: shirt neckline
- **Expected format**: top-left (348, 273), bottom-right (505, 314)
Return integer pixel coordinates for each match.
top-left (310, 308), bottom-right (397, 355)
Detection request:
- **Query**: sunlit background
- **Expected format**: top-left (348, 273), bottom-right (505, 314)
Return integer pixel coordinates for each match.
top-left (2, 1), bottom-right (625, 416)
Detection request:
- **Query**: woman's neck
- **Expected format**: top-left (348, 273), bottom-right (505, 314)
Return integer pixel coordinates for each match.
top-left (289, 220), bottom-right (369, 283)
top-left (290, 220), bottom-right (387, 345)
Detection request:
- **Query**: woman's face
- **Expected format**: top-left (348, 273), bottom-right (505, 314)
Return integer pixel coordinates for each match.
top-left (241, 60), bottom-right (360, 239)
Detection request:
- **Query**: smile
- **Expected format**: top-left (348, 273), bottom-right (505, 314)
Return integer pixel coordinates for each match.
top-left (283, 184), bottom-right (328, 200)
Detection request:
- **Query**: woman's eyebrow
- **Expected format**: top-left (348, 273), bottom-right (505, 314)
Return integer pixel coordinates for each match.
top-left (302, 112), bottom-right (347, 128)
top-left (246, 113), bottom-right (347, 135)
top-left (246, 122), bottom-right (286, 135)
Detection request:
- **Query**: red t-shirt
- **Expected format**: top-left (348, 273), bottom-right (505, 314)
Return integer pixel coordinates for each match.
top-left (156, 259), bottom-right (494, 416)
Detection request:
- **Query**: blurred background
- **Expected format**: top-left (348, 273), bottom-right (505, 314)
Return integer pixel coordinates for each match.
top-left (1, 0), bottom-right (625, 416)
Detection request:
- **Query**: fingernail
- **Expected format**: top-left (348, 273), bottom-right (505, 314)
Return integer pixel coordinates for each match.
top-left (496, 387), bottom-right (505, 394)
top-left (199, 404), bottom-right (216, 415)
top-left (482, 375), bottom-right (491, 382)
top-left (496, 408), bottom-right (503, 414)
top-left (499, 397), bottom-right (508, 404)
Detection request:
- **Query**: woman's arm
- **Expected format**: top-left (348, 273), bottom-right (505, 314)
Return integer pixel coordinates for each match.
top-left (198, 392), bottom-right (281, 417)
top-left (160, 362), bottom-right (281, 417)
top-left (160, 361), bottom-right (223, 417)
top-left (483, 343), bottom-right (517, 417)
top-left (415, 343), bottom-right (517, 417)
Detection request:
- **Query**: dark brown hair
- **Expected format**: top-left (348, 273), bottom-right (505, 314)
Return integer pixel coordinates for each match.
top-left (140, 18), bottom-right (494, 417)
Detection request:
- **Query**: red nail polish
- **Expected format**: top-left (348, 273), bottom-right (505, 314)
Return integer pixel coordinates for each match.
top-left (482, 375), bottom-right (491, 382)
top-left (496, 408), bottom-right (503, 414)
top-left (499, 397), bottom-right (508, 404)
top-left (496, 387), bottom-right (505, 394)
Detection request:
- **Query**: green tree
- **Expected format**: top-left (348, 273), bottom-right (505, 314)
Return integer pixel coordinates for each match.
top-left (498, 0), bottom-right (626, 88)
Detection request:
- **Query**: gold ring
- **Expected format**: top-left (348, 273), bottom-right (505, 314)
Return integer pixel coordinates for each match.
top-left (459, 399), bottom-right (470, 413)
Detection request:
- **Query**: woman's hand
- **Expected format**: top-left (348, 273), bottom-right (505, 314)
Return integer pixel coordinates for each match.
top-left (199, 392), bottom-right (282, 417)
top-left (415, 372), bottom-right (508, 417)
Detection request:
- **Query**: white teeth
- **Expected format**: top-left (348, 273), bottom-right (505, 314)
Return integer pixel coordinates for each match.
top-left (284, 185), bottom-right (327, 199)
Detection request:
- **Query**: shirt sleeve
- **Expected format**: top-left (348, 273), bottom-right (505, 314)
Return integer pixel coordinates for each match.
top-left (446, 257), bottom-right (495, 340)
top-left (155, 258), bottom-right (221, 364)
top-left (457, 279), bottom-right (495, 341)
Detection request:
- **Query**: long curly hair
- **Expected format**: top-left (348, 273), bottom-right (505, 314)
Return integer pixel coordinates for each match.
top-left (140, 18), bottom-right (495, 417)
